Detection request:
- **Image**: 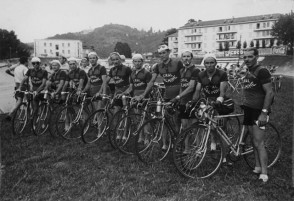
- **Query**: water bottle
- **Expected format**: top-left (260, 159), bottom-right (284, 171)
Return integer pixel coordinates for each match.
top-left (44, 90), bottom-right (48, 99)
top-left (156, 100), bottom-right (162, 115)
top-left (122, 95), bottom-right (127, 106)
top-left (198, 102), bottom-right (206, 117)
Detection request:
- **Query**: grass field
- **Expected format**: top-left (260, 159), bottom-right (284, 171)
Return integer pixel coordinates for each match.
top-left (0, 77), bottom-right (293, 201)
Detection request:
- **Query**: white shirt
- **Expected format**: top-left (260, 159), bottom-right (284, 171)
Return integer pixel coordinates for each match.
top-left (60, 63), bottom-right (69, 71)
top-left (11, 64), bottom-right (28, 84)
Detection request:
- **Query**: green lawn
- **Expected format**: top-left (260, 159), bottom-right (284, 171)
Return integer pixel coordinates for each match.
top-left (1, 77), bottom-right (293, 201)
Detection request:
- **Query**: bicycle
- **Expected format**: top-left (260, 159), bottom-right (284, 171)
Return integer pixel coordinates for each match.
top-left (11, 91), bottom-right (34, 137)
top-left (271, 75), bottom-right (282, 93)
top-left (173, 101), bottom-right (281, 179)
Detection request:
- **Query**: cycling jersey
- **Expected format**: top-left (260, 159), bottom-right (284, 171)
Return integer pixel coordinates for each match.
top-left (68, 68), bottom-right (87, 89)
top-left (180, 65), bottom-right (200, 104)
top-left (87, 64), bottom-right (107, 96)
top-left (109, 64), bottom-right (132, 93)
top-left (130, 68), bottom-right (152, 96)
top-left (50, 70), bottom-right (67, 90)
top-left (197, 68), bottom-right (228, 99)
top-left (26, 68), bottom-right (48, 91)
top-left (153, 58), bottom-right (183, 99)
top-left (242, 65), bottom-right (271, 109)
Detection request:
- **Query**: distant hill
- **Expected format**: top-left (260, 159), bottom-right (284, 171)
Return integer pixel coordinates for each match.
top-left (48, 24), bottom-right (167, 58)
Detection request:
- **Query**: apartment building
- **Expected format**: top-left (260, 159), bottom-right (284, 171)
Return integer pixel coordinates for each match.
top-left (34, 39), bottom-right (83, 58)
top-left (169, 13), bottom-right (282, 58)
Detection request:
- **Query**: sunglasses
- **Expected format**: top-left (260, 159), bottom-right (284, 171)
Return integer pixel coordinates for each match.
top-left (204, 62), bottom-right (215, 65)
top-left (32, 62), bottom-right (40, 65)
top-left (242, 55), bottom-right (254, 59)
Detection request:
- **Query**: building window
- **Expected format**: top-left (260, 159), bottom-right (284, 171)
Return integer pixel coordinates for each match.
top-left (50, 49), bottom-right (53, 54)
top-left (256, 23), bottom-right (260, 29)
top-left (44, 49), bottom-right (47, 53)
top-left (68, 50), bottom-right (70, 54)
top-left (62, 50), bottom-right (65, 54)
top-left (50, 43), bottom-right (52, 47)
top-left (44, 42), bottom-right (46, 46)
top-left (56, 52), bottom-right (59, 57)
top-left (62, 43), bottom-right (64, 47)
top-left (219, 27), bottom-right (222, 32)
top-left (68, 43), bottom-right (70, 47)
top-left (55, 45), bottom-right (59, 50)
top-left (267, 22), bottom-right (270, 27)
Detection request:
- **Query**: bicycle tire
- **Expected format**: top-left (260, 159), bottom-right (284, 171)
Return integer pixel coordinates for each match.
top-left (243, 122), bottom-right (281, 169)
top-left (12, 102), bottom-right (29, 137)
top-left (107, 110), bottom-right (127, 148)
top-left (81, 109), bottom-right (109, 144)
top-left (48, 103), bottom-right (63, 137)
top-left (135, 118), bottom-right (173, 164)
top-left (32, 103), bottom-right (50, 136)
top-left (173, 123), bottom-right (223, 179)
top-left (225, 116), bottom-right (242, 162)
top-left (113, 113), bottom-right (144, 155)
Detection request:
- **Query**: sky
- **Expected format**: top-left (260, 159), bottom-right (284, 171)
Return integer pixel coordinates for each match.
top-left (0, 0), bottom-right (293, 43)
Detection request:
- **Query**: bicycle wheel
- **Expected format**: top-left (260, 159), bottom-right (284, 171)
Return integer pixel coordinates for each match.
top-left (243, 122), bottom-right (281, 169)
top-left (225, 116), bottom-right (242, 162)
top-left (81, 109), bottom-right (109, 144)
top-left (135, 118), bottom-right (173, 164)
top-left (32, 103), bottom-right (50, 136)
top-left (12, 103), bottom-right (28, 137)
top-left (48, 103), bottom-right (62, 137)
top-left (108, 110), bottom-right (127, 148)
top-left (173, 123), bottom-right (223, 179)
top-left (114, 113), bottom-right (144, 154)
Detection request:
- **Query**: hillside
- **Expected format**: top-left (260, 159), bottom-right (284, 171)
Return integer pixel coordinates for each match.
top-left (48, 24), bottom-right (167, 58)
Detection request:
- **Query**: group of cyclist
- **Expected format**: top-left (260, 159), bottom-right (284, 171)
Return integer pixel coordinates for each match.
top-left (5, 45), bottom-right (274, 183)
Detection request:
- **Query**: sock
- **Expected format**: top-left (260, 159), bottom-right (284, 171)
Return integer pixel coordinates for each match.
top-left (210, 142), bottom-right (216, 150)
top-left (253, 167), bottom-right (262, 174)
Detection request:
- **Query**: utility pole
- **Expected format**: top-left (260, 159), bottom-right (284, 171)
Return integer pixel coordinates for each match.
top-left (238, 35), bottom-right (242, 66)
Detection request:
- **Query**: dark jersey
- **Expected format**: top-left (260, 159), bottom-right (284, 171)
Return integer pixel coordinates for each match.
top-left (68, 68), bottom-right (87, 89)
top-left (153, 58), bottom-right (183, 99)
top-left (88, 64), bottom-right (107, 86)
top-left (180, 65), bottom-right (200, 104)
top-left (109, 64), bottom-right (132, 91)
top-left (26, 68), bottom-right (48, 91)
top-left (130, 68), bottom-right (152, 96)
top-left (242, 65), bottom-right (271, 109)
top-left (198, 68), bottom-right (228, 99)
top-left (50, 70), bottom-right (67, 88)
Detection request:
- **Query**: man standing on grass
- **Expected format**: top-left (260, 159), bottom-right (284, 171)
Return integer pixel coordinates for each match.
top-left (241, 47), bottom-right (274, 183)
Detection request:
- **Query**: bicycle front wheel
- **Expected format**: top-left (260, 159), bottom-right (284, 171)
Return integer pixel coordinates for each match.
top-left (81, 109), bottom-right (108, 144)
top-left (243, 122), bottom-right (281, 169)
top-left (135, 118), bottom-right (173, 164)
top-left (32, 103), bottom-right (50, 136)
top-left (12, 102), bottom-right (29, 137)
top-left (173, 123), bottom-right (223, 179)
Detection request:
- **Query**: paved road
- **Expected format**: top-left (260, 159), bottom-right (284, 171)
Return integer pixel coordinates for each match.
top-left (0, 67), bottom-right (15, 114)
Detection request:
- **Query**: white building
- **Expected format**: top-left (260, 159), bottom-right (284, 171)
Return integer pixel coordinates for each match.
top-left (169, 13), bottom-right (282, 58)
top-left (34, 39), bottom-right (83, 58)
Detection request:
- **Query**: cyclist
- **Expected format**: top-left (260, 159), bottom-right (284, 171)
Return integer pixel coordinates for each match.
top-left (63, 57), bottom-right (88, 93)
top-left (170, 50), bottom-right (200, 130)
top-left (44, 60), bottom-right (67, 99)
top-left (193, 54), bottom-right (233, 163)
top-left (241, 47), bottom-right (274, 183)
top-left (81, 52), bottom-right (109, 109)
top-left (59, 55), bottom-right (69, 71)
top-left (107, 52), bottom-right (132, 114)
top-left (19, 57), bottom-right (48, 111)
top-left (138, 45), bottom-right (184, 149)
top-left (5, 57), bottom-right (29, 120)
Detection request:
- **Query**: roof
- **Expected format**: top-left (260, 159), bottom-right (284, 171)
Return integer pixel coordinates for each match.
top-left (167, 32), bottom-right (178, 37)
top-left (179, 13), bottom-right (282, 29)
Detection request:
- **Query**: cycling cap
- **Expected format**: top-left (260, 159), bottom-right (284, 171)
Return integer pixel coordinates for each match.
top-left (158, 45), bottom-right (170, 53)
top-left (50, 60), bottom-right (61, 66)
top-left (181, 49), bottom-right (193, 57)
top-left (132, 54), bottom-right (143, 60)
top-left (109, 52), bottom-right (121, 58)
top-left (203, 53), bottom-right (217, 62)
top-left (31, 57), bottom-right (41, 62)
top-left (88, 52), bottom-right (99, 58)
top-left (67, 57), bottom-right (77, 63)
top-left (120, 55), bottom-right (126, 61)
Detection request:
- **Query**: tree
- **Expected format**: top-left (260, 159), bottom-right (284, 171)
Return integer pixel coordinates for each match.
top-left (243, 41), bottom-right (247, 49)
top-left (256, 40), bottom-right (260, 49)
top-left (270, 39), bottom-right (275, 47)
top-left (219, 43), bottom-right (223, 51)
top-left (0, 29), bottom-right (31, 59)
top-left (262, 39), bottom-right (266, 48)
top-left (224, 41), bottom-right (230, 51)
top-left (250, 40), bottom-right (254, 47)
top-left (236, 40), bottom-right (241, 49)
top-left (114, 42), bottom-right (132, 58)
top-left (272, 12), bottom-right (294, 55)
top-left (162, 28), bottom-right (177, 45)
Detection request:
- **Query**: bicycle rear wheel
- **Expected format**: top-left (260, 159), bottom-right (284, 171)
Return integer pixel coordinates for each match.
top-left (32, 103), bottom-right (50, 136)
top-left (114, 113), bottom-right (144, 154)
top-left (243, 122), bottom-right (281, 169)
top-left (135, 118), bottom-right (173, 164)
top-left (173, 123), bottom-right (223, 179)
top-left (12, 103), bottom-right (28, 137)
top-left (81, 109), bottom-right (108, 144)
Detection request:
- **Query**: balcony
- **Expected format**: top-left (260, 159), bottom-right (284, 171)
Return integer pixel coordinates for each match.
top-left (184, 40), bottom-right (202, 44)
top-left (253, 35), bottom-right (274, 39)
top-left (254, 27), bottom-right (272, 31)
top-left (216, 38), bottom-right (237, 42)
top-left (216, 30), bottom-right (237, 34)
top-left (191, 48), bottom-right (202, 51)
top-left (185, 32), bottom-right (203, 36)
